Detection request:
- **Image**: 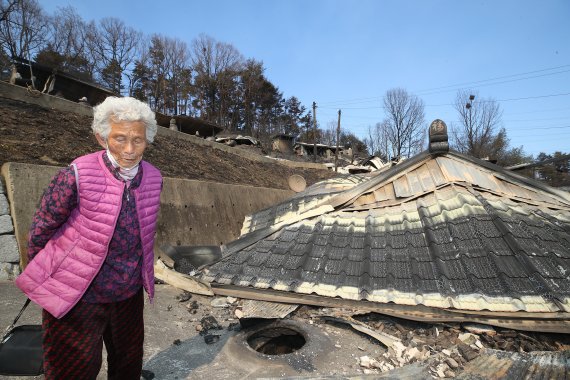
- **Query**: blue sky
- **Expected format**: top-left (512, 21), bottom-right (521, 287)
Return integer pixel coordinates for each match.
top-left (40, 0), bottom-right (570, 156)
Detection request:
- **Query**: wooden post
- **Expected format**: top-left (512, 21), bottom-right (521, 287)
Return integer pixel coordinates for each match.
top-left (335, 109), bottom-right (341, 172)
top-left (312, 101), bottom-right (317, 162)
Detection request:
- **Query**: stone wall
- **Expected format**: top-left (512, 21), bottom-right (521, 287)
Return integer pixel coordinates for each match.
top-left (0, 176), bottom-right (20, 279)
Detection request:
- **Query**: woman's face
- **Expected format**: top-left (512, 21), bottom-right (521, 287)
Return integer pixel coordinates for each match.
top-left (96, 120), bottom-right (148, 168)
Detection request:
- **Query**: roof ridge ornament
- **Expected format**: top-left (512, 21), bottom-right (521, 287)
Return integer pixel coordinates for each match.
top-left (428, 119), bottom-right (449, 155)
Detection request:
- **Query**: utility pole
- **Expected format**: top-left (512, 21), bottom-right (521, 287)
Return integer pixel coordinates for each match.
top-left (335, 109), bottom-right (341, 172)
top-left (312, 101), bottom-right (317, 162)
top-left (466, 94), bottom-right (475, 152)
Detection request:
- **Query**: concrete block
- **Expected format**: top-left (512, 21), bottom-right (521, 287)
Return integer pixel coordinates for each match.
top-left (0, 193), bottom-right (8, 215)
top-left (0, 262), bottom-right (20, 280)
top-left (0, 235), bottom-right (20, 262)
top-left (2, 162), bottom-right (58, 264)
top-left (0, 178), bottom-right (4, 193)
top-left (0, 214), bottom-right (14, 234)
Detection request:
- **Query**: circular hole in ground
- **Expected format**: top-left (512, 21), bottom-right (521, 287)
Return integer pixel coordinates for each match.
top-left (247, 327), bottom-right (306, 355)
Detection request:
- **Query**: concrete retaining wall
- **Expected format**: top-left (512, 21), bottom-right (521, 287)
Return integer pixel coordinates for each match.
top-left (1, 162), bottom-right (293, 272)
top-left (0, 80), bottom-right (93, 117)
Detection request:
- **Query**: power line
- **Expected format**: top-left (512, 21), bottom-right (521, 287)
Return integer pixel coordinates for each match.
top-left (414, 64), bottom-right (570, 94)
top-left (503, 106), bottom-right (570, 115)
top-left (327, 122), bottom-right (570, 137)
top-left (448, 122), bottom-right (570, 130)
top-left (319, 91), bottom-right (570, 110)
top-left (508, 125), bottom-right (570, 132)
top-left (321, 106), bottom-right (570, 120)
top-left (426, 92), bottom-right (570, 107)
top-left (319, 95), bottom-right (383, 107)
top-left (318, 64), bottom-right (570, 107)
top-left (415, 68), bottom-right (570, 96)
top-left (503, 116), bottom-right (570, 122)
top-left (319, 110), bottom-right (570, 123)
top-left (509, 133), bottom-right (570, 139)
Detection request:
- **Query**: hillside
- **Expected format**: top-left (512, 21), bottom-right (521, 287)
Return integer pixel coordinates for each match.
top-left (0, 97), bottom-right (334, 189)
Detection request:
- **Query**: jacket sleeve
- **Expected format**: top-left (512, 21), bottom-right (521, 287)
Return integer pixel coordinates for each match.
top-left (28, 166), bottom-right (78, 261)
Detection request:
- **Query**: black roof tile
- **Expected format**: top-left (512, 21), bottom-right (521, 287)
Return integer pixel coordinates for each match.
top-left (482, 237), bottom-right (513, 256)
top-left (201, 151), bottom-right (570, 312)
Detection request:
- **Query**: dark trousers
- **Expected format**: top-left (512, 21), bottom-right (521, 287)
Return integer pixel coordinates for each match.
top-left (42, 289), bottom-right (144, 380)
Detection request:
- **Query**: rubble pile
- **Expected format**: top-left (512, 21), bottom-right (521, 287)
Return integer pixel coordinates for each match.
top-left (353, 313), bottom-right (568, 353)
top-left (290, 306), bottom-right (570, 378)
top-left (350, 312), bottom-right (569, 378)
top-left (163, 292), bottom-right (569, 378)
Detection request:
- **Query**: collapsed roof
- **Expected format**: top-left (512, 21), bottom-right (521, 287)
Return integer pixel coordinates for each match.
top-left (199, 120), bottom-right (570, 322)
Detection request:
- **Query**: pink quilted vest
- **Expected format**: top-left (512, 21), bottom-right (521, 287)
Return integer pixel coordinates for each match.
top-left (16, 151), bottom-right (162, 318)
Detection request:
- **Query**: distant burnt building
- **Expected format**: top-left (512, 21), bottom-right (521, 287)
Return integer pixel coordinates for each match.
top-left (12, 58), bottom-right (116, 106)
top-left (155, 113), bottom-right (223, 138)
top-left (10, 58), bottom-right (223, 137)
top-left (293, 142), bottom-right (344, 158)
top-left (271, 134), bottom-right (295, 153)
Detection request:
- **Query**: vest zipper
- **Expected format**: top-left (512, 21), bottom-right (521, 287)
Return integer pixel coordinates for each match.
top-left (125, 183), bottom-right (129, 201)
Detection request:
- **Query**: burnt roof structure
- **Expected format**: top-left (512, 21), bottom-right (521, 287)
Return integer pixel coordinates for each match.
top-left (12, 58), bottom-right (116, 105)
top-left (200, 120), bottom-right (570, 317)
top-left (154, 112), bottom-right (222, 137)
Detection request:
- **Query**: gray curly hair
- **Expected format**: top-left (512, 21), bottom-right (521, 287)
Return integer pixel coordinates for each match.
top-left (92, 97), bottom-right (158, 142)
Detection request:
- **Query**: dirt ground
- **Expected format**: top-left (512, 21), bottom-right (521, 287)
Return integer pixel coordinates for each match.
top-left (0, 97), bottom-right (333, 190)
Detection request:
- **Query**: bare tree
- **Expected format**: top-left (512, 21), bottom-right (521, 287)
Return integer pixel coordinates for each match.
top-left (323, 120), bottom-right (337, 146)
top-left (127, 36), bottom-right (151, 98)
top-left (190, 34), bottom-right (243, 124)
top-left (46, 7), bottom-right (85, 58)
top-left (139, 34), bottom-right (193, 115)
top-left (0, 0), bottom-right (17, 71)
top-left (162, 35), bottom-right (191, 114)
top-left (0, 0), bottom-right (48, 60)
top-left (35, 6), bottom-right (91, 78)
top-left (0, 0), bottom-right (18, 22)
top-left (452, 90), bottom-right (503, 159)
top-left (89, 17), bottom-right (141, 94)
top-left (365, 120), bottom-right (392, 160)
top-left (382, 88), bottom-right (425, 159)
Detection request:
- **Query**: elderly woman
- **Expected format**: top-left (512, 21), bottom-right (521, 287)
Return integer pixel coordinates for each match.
top-left (16, 97), bottom-right (163, 380)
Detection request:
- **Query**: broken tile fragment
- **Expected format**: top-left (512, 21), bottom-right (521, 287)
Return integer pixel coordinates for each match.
top-left (463, 323), bottom-right (496, 336)
top-left (403, 346), bottom-right (420, 361)
top-left (200, 315), bottom-right (222, 335)
top-left (445, 357), bottom-right (459, 369)
top-left (210, 297), bottom-right (229, 308)
top-left (457, 343), bottom-right (479, 362)
top-left (204, 334), bottom-right (220, 344)
top-left (175, 291), bottom-right (192, 302)
top-left (359, 355), bottom-right (372, 368)
top-left (457, 332), bottom-right (478, 345)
